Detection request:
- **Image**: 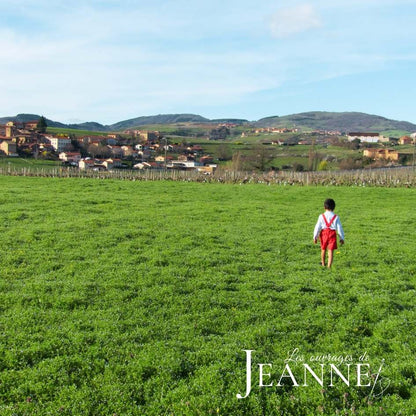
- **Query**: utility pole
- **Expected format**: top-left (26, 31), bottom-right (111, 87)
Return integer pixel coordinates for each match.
top-left (162, 137), bottom-right (168, 171)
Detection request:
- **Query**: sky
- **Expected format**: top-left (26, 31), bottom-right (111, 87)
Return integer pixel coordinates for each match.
top-left (0, 0), bottom-right (415, 125)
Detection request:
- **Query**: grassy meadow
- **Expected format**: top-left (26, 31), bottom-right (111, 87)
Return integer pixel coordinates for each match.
top-left (0, 176), bottom-right (415, 415)
top-left (0, 158), bottom-right (60, 170)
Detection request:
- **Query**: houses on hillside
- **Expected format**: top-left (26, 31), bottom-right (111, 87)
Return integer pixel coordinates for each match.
top-left (347, 132), bottom-right (389, 143)
top-left (398, 136), bottom-right (413, 145)
top-left (1, 118), bottom-right (414, 172)
top-left (0, 140), bottom-right (18, 156)
top-left (59, 152), bottom-right (82, 164)
top-left (46, 136), bottom-right (72, 152)
top-left (78, 158), bottom-right (123, 170)
top-left (363, 148), bottom-right (404, 161)
top-left (242, 127), bottom-right (299, 137)
top-left (348, 133), bottom-right (415, 147)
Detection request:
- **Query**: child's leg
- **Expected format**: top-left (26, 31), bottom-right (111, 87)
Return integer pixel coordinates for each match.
top-left (321, 249), bottom-right (326, 266)
top-left (327, 250), bottom-right (334, 268)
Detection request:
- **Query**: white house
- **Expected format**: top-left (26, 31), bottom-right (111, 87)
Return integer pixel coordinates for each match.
top-left (46, 136), bottom-right (72, 152)
top-left (102, 158), bottom-right (122, 169)
top-left (79, 159), bottom-right (95, 170)
top-left (170, 160), bottom-right (201, 170)
top-left (133, 162), bottom-right (152, 169)
top-left (347, 132), bottom-right (389, 143)
top-left (59, 152), bottom-right (81, 163)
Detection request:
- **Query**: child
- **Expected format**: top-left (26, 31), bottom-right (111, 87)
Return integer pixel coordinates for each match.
top-left (313, 198), bottom-right (344, 268)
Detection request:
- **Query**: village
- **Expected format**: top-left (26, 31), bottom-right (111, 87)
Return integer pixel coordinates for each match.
top-left (0, 118), bottom-right (415, 172)
top-left (0, 119), bottom-right (218, 174)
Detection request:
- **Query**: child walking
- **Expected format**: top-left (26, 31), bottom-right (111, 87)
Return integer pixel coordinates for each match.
top-left (313, 198), bottom-right (344, 268)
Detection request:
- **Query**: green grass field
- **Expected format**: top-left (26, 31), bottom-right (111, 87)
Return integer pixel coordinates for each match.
top-left (0, 158), bottom-right (60, 170)
top-left (0, 176), bottom-right (415, 415)
top-left (47, 127), bottom-right (109, 136)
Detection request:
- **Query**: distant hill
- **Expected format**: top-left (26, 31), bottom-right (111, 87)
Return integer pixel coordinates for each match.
top-left (0, 113), bottom-right (211, 131)
top-left (108, 114), bottom-right (211, 131)
top-left (255, 112), bottom-right (416, 133)
top-left (65, 122), bottom-right (107, 131)
top-left (0, 113), bottom-right (68, 128)
top-left (1, 111), bottom-right (415, 133)
top-left (0, 113), bottom-right (249, 132)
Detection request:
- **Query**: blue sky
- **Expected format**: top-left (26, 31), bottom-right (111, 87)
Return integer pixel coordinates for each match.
top-left (0, 0), bottom-right (415, 124)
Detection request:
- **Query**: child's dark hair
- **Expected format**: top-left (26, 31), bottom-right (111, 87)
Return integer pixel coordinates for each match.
top-left (324, 198), bottom-right (336, 210)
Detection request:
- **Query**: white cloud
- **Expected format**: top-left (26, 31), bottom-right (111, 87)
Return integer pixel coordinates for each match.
top-left (269, 4), bottom-right (322, 38)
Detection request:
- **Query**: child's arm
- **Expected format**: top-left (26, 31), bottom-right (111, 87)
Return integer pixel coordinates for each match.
top-left (336, 217), bottom-right (345, 244)
top-left (313, 216), bottom-right (322, 243)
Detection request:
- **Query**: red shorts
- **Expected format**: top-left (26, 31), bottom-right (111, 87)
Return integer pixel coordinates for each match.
top-left (320, 229), bottom-right (337, 250)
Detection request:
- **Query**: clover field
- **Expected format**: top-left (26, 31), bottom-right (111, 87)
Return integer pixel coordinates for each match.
top-left (0, 176), bottom-right (415, 415)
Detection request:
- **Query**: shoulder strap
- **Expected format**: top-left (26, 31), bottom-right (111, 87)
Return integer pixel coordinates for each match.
top-left (322, 214), bottom-right (337, 228)
top-left (328, 214), bottom-right (337, 227)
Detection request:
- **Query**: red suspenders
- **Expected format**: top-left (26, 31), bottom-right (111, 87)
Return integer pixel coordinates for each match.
top-left (322, 214), bottom-right (337, 228)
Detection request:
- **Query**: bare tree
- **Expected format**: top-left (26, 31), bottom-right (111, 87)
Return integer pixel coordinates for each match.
top-left (247, 144), bottom-right (275, 171)
top-left (231, 151), bottom-right (243, 171)
top-left (217, 143), bottom-right (232, 161)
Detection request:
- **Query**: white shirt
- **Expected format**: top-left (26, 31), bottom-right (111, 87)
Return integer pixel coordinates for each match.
top-left (313, 211), bottom-right (345, 241)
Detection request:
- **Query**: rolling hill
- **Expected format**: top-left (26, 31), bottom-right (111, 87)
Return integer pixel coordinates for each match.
top-left (108, 114), bottom-right (211, 131)
top-left (0, 114), bottom-right (69, 129)
top-left (255, 111), bottom-right (416, 132)
top-left (1, 111), bottom-right (415, 134)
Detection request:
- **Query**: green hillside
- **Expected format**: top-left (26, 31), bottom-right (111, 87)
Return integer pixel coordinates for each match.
top-left (2, 111), bottom-right (416, 134)
top-left (0, 114), bottom-right (68, 129)
top-left (255, 112), bottom-right (416, 133)
top-left (109, 114), bottom-right (211, 131)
